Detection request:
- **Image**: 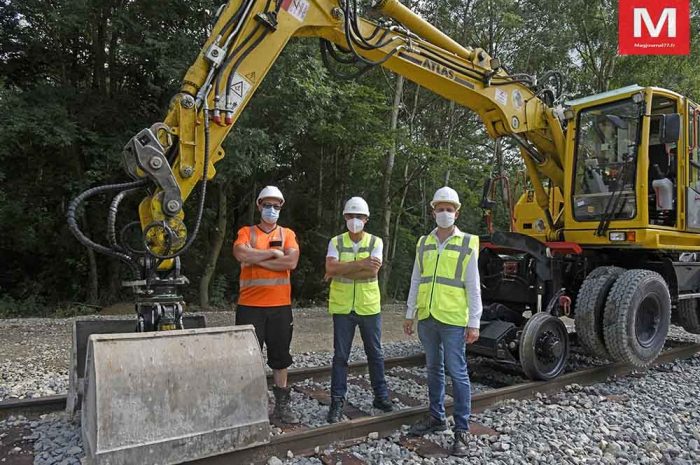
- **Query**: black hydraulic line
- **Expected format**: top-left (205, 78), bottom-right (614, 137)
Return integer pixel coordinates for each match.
top-left (218, 0), bottom-right (253, 40)
top-left (417, 47), bottom-right (538, 89)
top-left (347, 5), bottom-right (396, 50)
top-left (341, 8), bottom-right (402, 67)
top-left (215, 24), bottom-right (263, 104)
top-left (213, 0), bottom-right (270, 106)
top-left (166, 139), bottom-right (179, 165)
top-left (108, 187), bottom-right (142, 252)
top-left (224, 27), bottom-right (270, 101)
top-left (67, 180), bottom-right (147, 273)
top-left (415, 48), bottom-right (490, 83)
top-left (345, 0), bottom-right (398, 51)
top-left (119, 221), bottom-right (147, 256)
top-left (320, 40), bottom-right (375, 79)
top-left (323, 39), bottom-right (360, 64)
top-left (145, 107), bottom-right (212, 260)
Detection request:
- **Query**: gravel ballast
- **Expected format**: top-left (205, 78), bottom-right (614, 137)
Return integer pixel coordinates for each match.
top-left (3, 311), bottom-right (700, 465)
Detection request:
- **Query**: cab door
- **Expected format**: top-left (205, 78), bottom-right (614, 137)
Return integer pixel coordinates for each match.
top-left (685, 104), bottom-right (700, 231)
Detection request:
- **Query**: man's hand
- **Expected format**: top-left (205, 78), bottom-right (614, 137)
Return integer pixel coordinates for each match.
top-left (359, 256), bottom-right (382, 271)
top-left (465, 328), bottom-right (479, 344)
top-left (403, 319), bottom-right (414, 336)
top-left (268, 249), bottom-right (284, 259)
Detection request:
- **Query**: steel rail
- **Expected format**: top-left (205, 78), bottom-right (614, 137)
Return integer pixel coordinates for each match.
top-left (0, 353), bottom-right (426, 420)
top-left (186, 343), bottom-right (700, 465)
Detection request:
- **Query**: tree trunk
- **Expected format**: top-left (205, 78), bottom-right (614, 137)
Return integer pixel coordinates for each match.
top-left (385, 162), bottom-right (411, 294)
top-left (248, 181), bottom-right (256, 225)
top-left (200, 182), bottom-right (228, 309)
top-left (106, 258), bottom-right (122, 304)
top-left (317, 146), bottom-right (324, 224)
top-left (380, 75), bottom-right (404, 290)
top-left (81, 211), bottom-right (99, 305)
top-left (444, 101), bottom-right (456, 185)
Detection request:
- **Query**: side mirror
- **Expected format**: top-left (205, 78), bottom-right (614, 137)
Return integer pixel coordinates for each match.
top-left (661, 113), bottom-right (680, 143)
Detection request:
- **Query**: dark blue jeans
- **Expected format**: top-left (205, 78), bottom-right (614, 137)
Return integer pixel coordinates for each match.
top-left (331, 312), bottom-right (388, 400)
top-left (417, 316), bottom-right (471, 432)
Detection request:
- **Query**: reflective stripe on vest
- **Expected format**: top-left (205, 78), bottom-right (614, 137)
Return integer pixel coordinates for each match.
top-left (329, 232), bottom-right (382, 315)
top-left (238, 225), bottom-right (292, 307)
top-left (416, 232), bottom-right (478, 327)
top-left (240, 277), bottom-right (290, 288)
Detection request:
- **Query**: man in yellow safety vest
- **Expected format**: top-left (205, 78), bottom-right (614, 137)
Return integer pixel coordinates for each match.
top-left (325, 196), bottom-right (393, 423)
top-left (403, 186), bottom-right (482, 456)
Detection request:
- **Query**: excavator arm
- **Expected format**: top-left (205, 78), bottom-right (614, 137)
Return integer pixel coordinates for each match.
top-left (69, 0), bottom-right (567, 330)
top-left (141, 0), bottom-right (567, 242)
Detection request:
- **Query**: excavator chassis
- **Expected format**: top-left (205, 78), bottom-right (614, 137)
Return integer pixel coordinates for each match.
top-left (475, 231), bottom-right (700, 380)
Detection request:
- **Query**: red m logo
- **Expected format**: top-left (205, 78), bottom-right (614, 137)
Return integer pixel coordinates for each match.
top-left (619, 0), bottom-right (689, 55)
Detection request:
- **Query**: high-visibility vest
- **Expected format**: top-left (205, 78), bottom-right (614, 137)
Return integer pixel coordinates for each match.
top-left (416, 232), bottom-right (479, 327)
top-left (328, 232), bottom-right (382, 315)
top-left (238, 226), bottom-right (292, 307)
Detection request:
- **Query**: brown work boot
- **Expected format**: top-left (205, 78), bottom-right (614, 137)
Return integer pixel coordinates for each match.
top-left (272, 386), bottom-right (300, 424)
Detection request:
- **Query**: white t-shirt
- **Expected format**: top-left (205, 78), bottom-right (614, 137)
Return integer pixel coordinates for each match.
top-left (326, 235), bottom-right (383, 261)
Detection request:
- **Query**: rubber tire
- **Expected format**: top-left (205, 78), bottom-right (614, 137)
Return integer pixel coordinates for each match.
top-left (519, 312), bottom-right (569, 381)
top-left (677, 300), bottom-right (700, 334)
top-left (574, 267), bottom-right (625, 360)
top-left (603, 269), bottom-right (671, 367)
top-left (586, 266), bottom-right (625, 281)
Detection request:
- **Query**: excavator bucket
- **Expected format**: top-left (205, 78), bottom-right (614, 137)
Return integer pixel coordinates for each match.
top-left (67, 316), bottom-right (207, 414)
top-left (77, 325), bottom-right (270, 465)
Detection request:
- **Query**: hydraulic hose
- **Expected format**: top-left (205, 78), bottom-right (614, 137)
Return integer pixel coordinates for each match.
top-left (108, 187), bottom-right (143, 252)
top-left (67, 179), bottom-right (148, 274)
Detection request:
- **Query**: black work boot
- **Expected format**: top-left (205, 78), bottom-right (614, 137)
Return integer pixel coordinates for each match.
top-left (408, 415), bottom-right (448, 436)
top-left (451, 430), bottom-right (469, 456)
top-left (372, 397), bottom-right (394, 412)
top-left (327, 397), bottom-right (345, 423)
top-left (272, 386), bottom-right (300, 424)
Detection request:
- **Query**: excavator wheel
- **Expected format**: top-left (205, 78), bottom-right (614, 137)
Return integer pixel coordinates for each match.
top-left (519, 312), bottom-right (570, 380)
top-left (603, 269), bottom-right (671, 367)
top-left (574, 266), bottom-right (625, 360)
top-left (585, 265), bottom-right (626, 281)
top-left (677, 299), bottom-right (700, 334)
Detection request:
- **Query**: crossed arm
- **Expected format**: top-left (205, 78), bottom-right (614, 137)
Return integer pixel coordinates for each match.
top-left (233, 244), bottom-right (299, 271)
top-left (325, 256), bottom-right (381, 280)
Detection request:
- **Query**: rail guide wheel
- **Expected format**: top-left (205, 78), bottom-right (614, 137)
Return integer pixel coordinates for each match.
top-left (519, 312), bottom-right (570, 380)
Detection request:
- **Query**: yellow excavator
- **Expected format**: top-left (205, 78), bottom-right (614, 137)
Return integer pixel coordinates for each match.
top-left (66, 0), bottom-right (700, 463)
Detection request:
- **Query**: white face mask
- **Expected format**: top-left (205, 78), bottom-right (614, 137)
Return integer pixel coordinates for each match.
top-left (261, 207), bottom-right (280, 224)
top-left (346, 218), bottom-right (365, 234)
top-left (435, 211), bottom-right (456, 229)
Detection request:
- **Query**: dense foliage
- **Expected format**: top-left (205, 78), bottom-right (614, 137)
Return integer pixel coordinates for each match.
top-left (1, 0), bottom-right (699, 314)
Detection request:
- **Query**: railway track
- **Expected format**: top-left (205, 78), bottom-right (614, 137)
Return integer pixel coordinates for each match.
top-left (0, 353), bottom-right (426, 420)
top-left (2, 342), bottom-right (699, 464)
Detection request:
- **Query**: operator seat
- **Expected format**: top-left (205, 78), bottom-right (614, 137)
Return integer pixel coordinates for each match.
top-left (648, 143), bottom-right (676, 226)
top-left (649, 143), bottom-right (671, 180)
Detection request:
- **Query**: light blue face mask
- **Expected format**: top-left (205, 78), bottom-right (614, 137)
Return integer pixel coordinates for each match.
top-left (261, 206), bottom-right (280, 224)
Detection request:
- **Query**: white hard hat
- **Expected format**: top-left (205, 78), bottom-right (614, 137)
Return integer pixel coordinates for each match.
top-left (430, 186), bottom-right (461, 210)
top-left (343, 196), bottom-right (370, 217)
top-left (257, 185), bottom-right (285, 205)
